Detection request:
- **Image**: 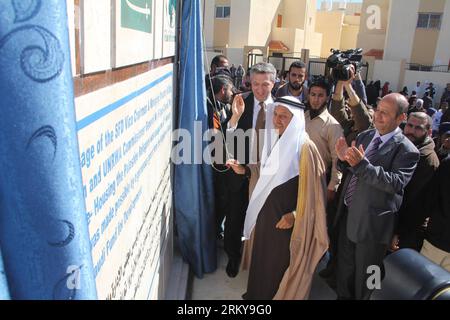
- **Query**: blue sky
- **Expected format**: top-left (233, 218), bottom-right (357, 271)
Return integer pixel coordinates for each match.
top-left (317, 0), bottom-right (363, 9)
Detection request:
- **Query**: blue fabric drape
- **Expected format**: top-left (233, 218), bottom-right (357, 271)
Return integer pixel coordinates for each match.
top-left (0, 249), bottom-right (10, 300)
top-left (174, 0), bottom-right (217, 277)
top-left (0, 0), bottom-right (97, 299)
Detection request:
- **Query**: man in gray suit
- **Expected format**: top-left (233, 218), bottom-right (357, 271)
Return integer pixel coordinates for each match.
top-left (334, 93), bottom-right (420, 300)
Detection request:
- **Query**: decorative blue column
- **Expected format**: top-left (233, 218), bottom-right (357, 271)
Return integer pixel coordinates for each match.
top-left (174, 0), bottom-right (217, 277)
top-left (0, 0), bottom-right (97, 299)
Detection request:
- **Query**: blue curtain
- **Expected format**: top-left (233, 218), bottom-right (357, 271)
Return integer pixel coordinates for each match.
top-left (174, 0), bottom-right (217, 277)
top-left (0, 249), bottom-right (10, 299)
top-left (0, 0), bottom-right (97, 299)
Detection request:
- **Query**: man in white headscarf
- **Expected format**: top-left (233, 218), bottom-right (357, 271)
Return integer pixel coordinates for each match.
top-left (227, 96), bottom-right (329, 300)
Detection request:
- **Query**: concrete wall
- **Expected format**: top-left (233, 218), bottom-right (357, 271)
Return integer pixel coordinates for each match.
top-left (410, 29), bottom-right (441, 65)
top-left (247, 0), bottom-right (282, 46)
top-left (372, 59), bottom-right (403, 91)
top-left (226, 47), bottom-right (245, 66)
top-left (80, 1), bottom-right (111, 74)
top-left (409, 0), bottom-right (446, 66)
top-left (303, 0), bottom-right (317, 55)
top-left (418, 0), bottom-right (446, 12)
top-left (228, 0), bottom-right (251, 48)
top-left (202, 0), bottom-right (215, 48)
top-left (282, 0), bottom-right (307, 29)
top-left (213, 0), bottom-right (231, 47)
top-left (357, 34), bottom-right (386, 53)
top-left (308, 32), bottom-right (323, 57)
top-left (67, 0), bottom-right (76, 76)
top-left (384, 0), bottom-right (420, 61)
top-left (320, 1), bottom-right (362, 15)
top-left (344, 15), bottom-right (361, 26)
top-left (316, 11), bottom-right (344, 58)
top-left (341, 24), bottom-right (360, 51)
top-left (434, 0), bottom-right (450, 66)
top-left (272, 27), bottom-right (304, 53)
top-left (271, 28), bottom-right (304, 52)
top-left (214, 18), bottom-right (230, 47)
top-left (357, 0), bottom-right (390, 51)
top-left (404, 70), bottom-right (450, 106)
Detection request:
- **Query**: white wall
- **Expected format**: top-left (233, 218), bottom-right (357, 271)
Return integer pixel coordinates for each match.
top-left (404, 70), bottom-right (450, 106)
top-left (202, 0), bottom-right (215, 48)
top-left (434, 0), bottom-right (450, 66)
top-left (372, 59), bottom-right (403, 91)
top-left (320, 1), bottom-right (362, 15)
top-left (272, 27), bottom-right (305, 53)
top-left (247, 0), bottom-right (282, 46)
top-left (226, 48), bottom-right (245, 66)
top-left (283, 0), bottom-right (306, 29)
top-left (357, 33), bottom-right (386, 52)
top-left (384, 0), bottom-right (419, 62)
top-left (228, 0), bottom-right (251, 47)
top-left (67, 0), bottom-right (76, 76)
top-left (81, 0), bottom-right (111, 74)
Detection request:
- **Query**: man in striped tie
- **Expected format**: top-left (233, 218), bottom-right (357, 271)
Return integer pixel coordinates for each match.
top-left (333, 93), bottom-right (420, 300)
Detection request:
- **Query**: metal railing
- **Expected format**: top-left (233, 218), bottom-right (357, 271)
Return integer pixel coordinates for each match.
top-left (406, 64), bottom-right (450, 73)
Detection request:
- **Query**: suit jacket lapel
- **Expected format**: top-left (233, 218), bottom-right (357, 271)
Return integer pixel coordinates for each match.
top-left (241, 93), bottom-right (254, 130)
top-left (371, 130), bottom-right (403, 162)
top-left (361, 130), bottom-right (375, 150)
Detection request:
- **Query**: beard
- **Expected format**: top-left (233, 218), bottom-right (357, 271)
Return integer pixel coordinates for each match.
top-left (309, 102), bottom-right (328, 119)
top-left (289, 81), bottom-right (302, 91)
top-left (223, 94), bottom-right (233, 105)
top-left (406, 133), bottom-right (426, 146)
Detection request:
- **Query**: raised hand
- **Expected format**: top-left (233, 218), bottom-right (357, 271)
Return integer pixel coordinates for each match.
top-left (345, 143), bottom-right (365, 167)
top-left (231, 94), bottom-right (245, 118)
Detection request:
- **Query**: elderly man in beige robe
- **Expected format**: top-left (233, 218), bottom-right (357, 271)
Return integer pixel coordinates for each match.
top-left (227, 96), bottom-right (329, 300)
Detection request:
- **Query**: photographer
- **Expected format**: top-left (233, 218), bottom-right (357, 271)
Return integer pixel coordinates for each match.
top-left (330, 66), bottom-right (373, 145)
top-left (320, 57), bottom-right (373, 285)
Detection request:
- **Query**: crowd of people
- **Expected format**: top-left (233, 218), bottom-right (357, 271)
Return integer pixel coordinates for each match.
top-left (203, 54), bottom-right (450, 300)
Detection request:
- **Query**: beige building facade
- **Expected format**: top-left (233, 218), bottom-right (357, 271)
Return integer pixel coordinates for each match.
top-left (202, 0), bottom-right (364, 69)
top-left (357, 0), bottom-right (450, 100)
top-left (316, 4), bottom-right (361, 59)
top-left (202, 0), bottom-right (323, 69)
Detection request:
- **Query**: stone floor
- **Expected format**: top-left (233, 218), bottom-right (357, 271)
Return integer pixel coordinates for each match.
top-left (190, 240), bottom-right (337, 300)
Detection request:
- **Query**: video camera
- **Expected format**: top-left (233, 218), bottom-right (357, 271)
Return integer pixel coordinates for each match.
top-left (326, 48), bottom-right (363, 81)
top-left (213, 66), bottom-right (232, 78)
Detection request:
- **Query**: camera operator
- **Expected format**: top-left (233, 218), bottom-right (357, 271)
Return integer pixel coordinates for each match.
top-left (319, 65), bottom-right (373, 286)
top-left (330, 65), bottom-right (373, 145)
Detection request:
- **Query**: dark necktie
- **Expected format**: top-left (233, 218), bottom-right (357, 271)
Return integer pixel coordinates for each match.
top-left (255, 102), bottom-right (266, 162)
top-left (344, 137), bottom-right (383, 207)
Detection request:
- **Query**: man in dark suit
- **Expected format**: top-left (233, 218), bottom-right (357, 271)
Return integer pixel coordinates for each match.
top-left (224, 62), bottom-right (276, 277)
top-left (334, 93), bottom-right (420, 299)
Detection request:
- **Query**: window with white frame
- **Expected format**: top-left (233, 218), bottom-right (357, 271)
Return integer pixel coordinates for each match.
top-left (417, 13), bottom-right (442, 29)
top-left (215, 6), bottom-right (230, 19)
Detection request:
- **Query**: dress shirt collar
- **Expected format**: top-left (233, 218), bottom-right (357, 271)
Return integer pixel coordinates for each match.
top-left (372, 127), bottom-right (401, 147)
